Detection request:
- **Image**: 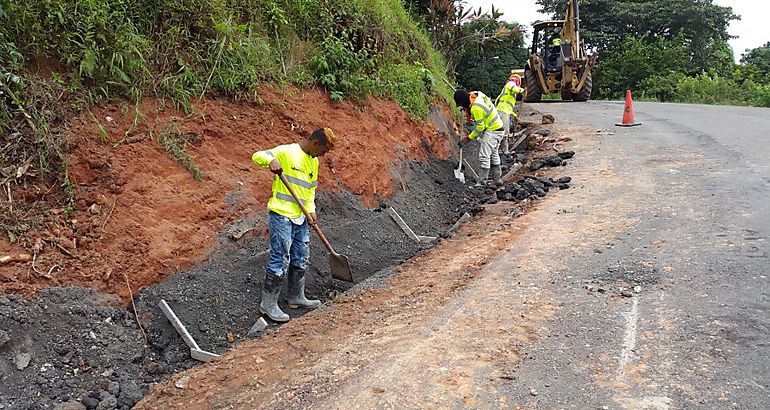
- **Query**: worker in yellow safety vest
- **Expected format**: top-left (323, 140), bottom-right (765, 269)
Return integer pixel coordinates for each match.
top-left (495, 72), bottom-right (525, 155)
top-left (548, 28), bottom-right (562, 70)
top-left (454, 89), bottom-right (505, 187)
top-left (251, 128), bottom-right (336, 322)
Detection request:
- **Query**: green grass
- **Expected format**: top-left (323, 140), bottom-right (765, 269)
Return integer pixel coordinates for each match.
top-left (0, 0), bottom-right (454, 117)
top-left (157, 124), bottom-right (204, 182)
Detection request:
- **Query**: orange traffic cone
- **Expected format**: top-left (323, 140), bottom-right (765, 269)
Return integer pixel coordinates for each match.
top-left (615, 89), bottom-right (641, 127)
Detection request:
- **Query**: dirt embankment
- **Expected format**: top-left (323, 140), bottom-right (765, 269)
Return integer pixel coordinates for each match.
top-left (0, 85), bottom-right (494, 409)
top-left (0, 83), bottom-right (563, 409)
top-left (0, 86), bottom-right (454, 299)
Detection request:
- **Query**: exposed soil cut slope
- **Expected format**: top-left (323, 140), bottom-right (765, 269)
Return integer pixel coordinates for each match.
top-left (0, 87), bottom-right (454, 299)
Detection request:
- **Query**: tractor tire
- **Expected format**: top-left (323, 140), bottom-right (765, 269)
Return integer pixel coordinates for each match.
top-left (572, 69), bottom-right (592, 101)
top-left (524, 70), bottom-right (542, 102)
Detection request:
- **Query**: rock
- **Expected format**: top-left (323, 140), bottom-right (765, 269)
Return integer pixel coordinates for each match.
top-left (175, 375), bottom-right (191, 389)
top-left (557, 183), bottom-right (570, 190)
top-left (96, 392), bottom-right (117, 410)
top-left (535, 128), bottom-right (551, 137)
top-left (541, 114), bottom-right (555, 124)
top-left (87, 204), bottom-right (100, 215)
top-left (117, 381), bottom-right (143, 408)
top-left (0, 329), bottom-right (9, 347)
top-left (80, 398), bottom-right (99, 410)
top-left (107, 381), bottom-right (120, 396)
top-left (247, 317), bottom-right (268, 338)
top-left (143, 361), bottom-right (166, 375)
top-left (14, 352), bottom-right (31, 370)
top-left (529, 160), bottom-right (544, 171)
top-left (620, 290), bottom-right (633, 298)
top-left (530, 388), bottom-right (539, 396)
top-left (557, 151), bottom-right (575, 159)
top-left (633, 285), bottom-right (642, 293)
top-left (556, 176), bottom-right (572, 184)
top-left (544, 156), bottom-right (563, 167)
top-left (55, 401), bottom-right (87, 410)
top-left (515, 189), bottom-right (530, 200)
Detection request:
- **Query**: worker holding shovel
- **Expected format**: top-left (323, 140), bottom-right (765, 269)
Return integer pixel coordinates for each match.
top-left (251, 128), bottom-right (336, 322)
top-left (454, 89), bottom-right (506, 187)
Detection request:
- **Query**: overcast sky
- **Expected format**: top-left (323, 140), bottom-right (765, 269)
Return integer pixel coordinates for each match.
top-left (463, 0), bottom-right (770, 62)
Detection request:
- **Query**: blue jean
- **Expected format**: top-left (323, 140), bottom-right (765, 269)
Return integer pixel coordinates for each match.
top-left (266, 211), bottom-right (310, 279)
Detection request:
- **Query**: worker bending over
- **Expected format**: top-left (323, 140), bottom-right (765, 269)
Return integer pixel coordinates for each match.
top-left (454, 89), bottom-right (505, 187)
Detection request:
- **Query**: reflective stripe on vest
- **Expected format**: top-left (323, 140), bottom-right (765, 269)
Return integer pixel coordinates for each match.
top-left (284, 174), bottom-right (318, 189)
top-left (496, 81), bottom-right (520, 116)
top-left (275, 192), bottom-right (307, 206)
top-left (468, 92), bottom-right (503, 139)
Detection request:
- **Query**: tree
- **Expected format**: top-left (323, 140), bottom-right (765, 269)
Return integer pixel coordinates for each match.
top-left (455, 20), bottom-right (527, 96)
top-left (740, 42), bottom-right (770, 81)
top-left (534, 0), bottom-right (738, 72)
top-left (593, 34), bottom-right (689, 99)
top-left (405, 1), bottom-right (516, 72)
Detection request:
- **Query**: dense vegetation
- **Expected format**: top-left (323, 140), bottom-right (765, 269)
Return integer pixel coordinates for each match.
top-left (0, 0), bottom-right (455, 117)
top-left (536, 0), bottom-right (770, 106)
top-left (0, 0), bottom-right (459, 239)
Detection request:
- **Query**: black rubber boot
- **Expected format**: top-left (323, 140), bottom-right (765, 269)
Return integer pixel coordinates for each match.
top-left (286, 268), bottom-right (321, 309)
top-left (475, 167), bottom-right (491, 187)
top-left (259, 275), bottom-right (289, 322)
top-left (492, 165), bottom-right (503, 187)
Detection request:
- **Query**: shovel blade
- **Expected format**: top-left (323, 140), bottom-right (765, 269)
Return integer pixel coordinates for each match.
top-left (329, 252), bottom-right (354, 282)
top-left (454, 169), bottom-right (465, 183)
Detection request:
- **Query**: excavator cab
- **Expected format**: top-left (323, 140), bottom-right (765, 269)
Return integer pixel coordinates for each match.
top-left (523, 0), bottom-right (595, 102)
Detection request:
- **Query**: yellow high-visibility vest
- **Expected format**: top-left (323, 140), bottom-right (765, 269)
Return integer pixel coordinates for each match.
top-left (468, 91), bottom-right (504, 140)
top-left (252, 143), bottom-right (318, 219)
top-left (495, 80), bottom-right (525, 116)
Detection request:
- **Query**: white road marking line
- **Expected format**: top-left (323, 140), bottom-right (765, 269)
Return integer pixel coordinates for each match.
top-left (618, 295), bottom-right (640, 381)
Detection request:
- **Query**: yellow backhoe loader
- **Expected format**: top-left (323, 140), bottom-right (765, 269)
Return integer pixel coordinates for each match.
top-left (523, 0), bottom-right (595, 102)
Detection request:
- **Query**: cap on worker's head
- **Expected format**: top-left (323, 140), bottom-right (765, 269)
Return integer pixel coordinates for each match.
top-left (453, 89), bottom-right (471, 109)
top-left (310, 127), bottom-right (336, 149)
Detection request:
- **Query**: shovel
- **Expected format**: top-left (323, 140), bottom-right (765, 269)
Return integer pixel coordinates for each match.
top-left (278, 173), bottom-right (354, 282)
top-left (454, 145), bottom-right (465, 183)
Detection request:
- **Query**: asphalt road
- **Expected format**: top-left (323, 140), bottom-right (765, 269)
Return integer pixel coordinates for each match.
top-left (139, 101), bottom-right (769, 409)
top-left (505, 100), bottom-right (770, 409)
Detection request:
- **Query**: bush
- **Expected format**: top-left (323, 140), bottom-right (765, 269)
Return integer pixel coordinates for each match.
top-left (378, 62), bottom-right (434, 118)
top-left (0, 0), bottom-right (453, 117)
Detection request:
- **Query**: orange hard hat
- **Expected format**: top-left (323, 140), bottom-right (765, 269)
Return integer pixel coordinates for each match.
top-left (509, 73), bottom-right (521, 86)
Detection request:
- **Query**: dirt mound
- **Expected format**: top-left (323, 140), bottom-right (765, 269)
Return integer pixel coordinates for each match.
top-left (0, 86), bottom-right (455, 299)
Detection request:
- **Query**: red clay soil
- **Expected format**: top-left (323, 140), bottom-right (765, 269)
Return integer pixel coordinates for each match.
top-left (0, 86), bottom-right (454, 300)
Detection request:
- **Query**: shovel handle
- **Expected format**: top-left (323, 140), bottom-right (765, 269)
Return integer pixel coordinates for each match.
top-left (277, 173), bottom-right (337, 254)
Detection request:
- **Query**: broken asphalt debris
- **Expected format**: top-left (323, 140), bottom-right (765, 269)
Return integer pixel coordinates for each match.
top-left (495, 175), bottom-right (572, 202)
top-left (530, 151), bottom-right (575, 171)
